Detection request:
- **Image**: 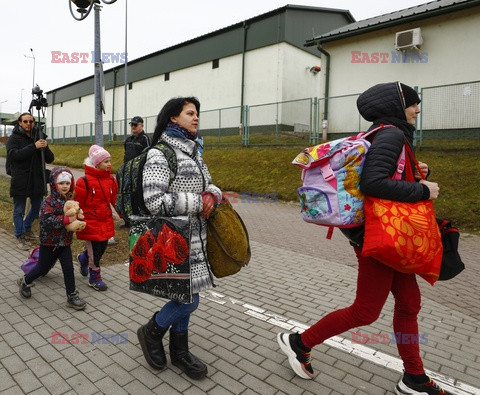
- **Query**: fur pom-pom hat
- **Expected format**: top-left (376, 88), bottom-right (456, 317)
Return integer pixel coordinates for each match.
top-left (88, 145), bottom-right (111, 167)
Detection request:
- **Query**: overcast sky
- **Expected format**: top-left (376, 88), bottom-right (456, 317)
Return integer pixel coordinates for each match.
top-left (1, 0), bottom-right (429, 114)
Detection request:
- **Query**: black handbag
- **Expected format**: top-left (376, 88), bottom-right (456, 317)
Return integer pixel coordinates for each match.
top-left (437, 219), bottom-right (465, 281)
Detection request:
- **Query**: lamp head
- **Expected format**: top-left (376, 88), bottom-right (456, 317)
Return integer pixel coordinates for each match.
top-left (71, 0), bottom-right (92, 13)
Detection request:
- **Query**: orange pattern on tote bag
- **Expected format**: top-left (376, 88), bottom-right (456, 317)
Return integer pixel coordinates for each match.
top-left (362, 197), bottom-right (442, 284)
top-left (361, 143), bottom-right (443, 285)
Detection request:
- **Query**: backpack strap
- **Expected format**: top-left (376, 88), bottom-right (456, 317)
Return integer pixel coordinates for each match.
top-left (391, 145), bottom-right (406, 180)
top-left (364, 125), bottom-right (405, 180)
top-left (358, 123), bottom-right (393, 139)
top-left (82, 176), bottom-right (89, 192)
top-left (153, 142), bottom-right (178, 186)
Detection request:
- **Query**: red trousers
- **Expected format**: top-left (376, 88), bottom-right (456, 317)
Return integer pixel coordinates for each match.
top-left (301, 249), bottom-right (424, 374)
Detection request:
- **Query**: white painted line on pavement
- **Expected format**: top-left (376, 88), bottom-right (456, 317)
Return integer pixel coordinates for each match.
top-left (201, 290), bottom-right (479, 395)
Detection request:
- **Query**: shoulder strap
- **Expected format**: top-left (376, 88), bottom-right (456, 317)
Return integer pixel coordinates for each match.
top-left (154, 142), bottom-right (178, 186)
top-left (82, 176), bottom-right (89, 192)
top-left (359, 123), bottom-right (394, 140)
top-left (391, 145), bottom-right (406, 180)
top-left (404, 143), bottom-right (425, 181)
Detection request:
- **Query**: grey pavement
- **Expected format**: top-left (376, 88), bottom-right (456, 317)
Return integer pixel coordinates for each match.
top-left (1, 159), bottom-right (480, 394)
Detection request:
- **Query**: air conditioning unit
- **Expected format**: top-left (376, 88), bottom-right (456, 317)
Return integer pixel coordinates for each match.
top-left (395, 28), bottom-right (423, 50)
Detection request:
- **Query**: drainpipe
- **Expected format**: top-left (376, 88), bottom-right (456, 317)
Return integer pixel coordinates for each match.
top-left (50, 91), bottom-right (56, 142)
top-left (240, 21), bottom-right (249, 127)
top-left (317, 44), bottom-right (330, 140)
top-left (112, 68), bottom-right (117, 140)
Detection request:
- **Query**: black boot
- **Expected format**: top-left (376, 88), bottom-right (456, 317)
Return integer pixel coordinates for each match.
top-left (137, 313), bottom-right (167, 369)
top-left (169, 330), bottom-right (207, 380)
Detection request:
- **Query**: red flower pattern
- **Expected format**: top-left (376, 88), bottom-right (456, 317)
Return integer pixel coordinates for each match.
top-left (130, 223), bottom-right (190, 283)
top-left (129, 257), bottom-right (153, 283)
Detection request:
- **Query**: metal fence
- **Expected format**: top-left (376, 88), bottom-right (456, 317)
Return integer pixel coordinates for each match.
top-left (46, 80), bottom-right (480, 148)
top-left (419, 80), bottom-right (480, 145)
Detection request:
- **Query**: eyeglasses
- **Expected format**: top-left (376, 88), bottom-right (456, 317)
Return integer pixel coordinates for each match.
top-left (22, 120), bottom-right (34, 124)
top-left (130, 123), bottom-right (138, 127)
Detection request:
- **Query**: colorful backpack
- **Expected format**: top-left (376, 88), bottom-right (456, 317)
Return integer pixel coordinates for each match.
top-left (292, 125), bottom-right (402, 238)
top-left (21, 246), bottom-right (40, 274)
top-left (115, 142), bottom-right (177, 223)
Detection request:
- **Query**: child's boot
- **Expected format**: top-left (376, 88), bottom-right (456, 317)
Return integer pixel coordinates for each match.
top-left (77, 252), bottom-right (88, 277)
top-left (66, 289), bottom-right (86, 310)
top-left (89, 268), bottom-right (108, 291)
top-left (17, 276), bottom-right (34, 299)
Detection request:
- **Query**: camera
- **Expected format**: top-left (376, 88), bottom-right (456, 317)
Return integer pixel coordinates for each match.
top-left (29, 84), bottom-right (48, 111)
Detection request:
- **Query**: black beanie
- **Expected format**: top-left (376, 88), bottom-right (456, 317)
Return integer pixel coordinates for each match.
top-left (400, 83), bottom-right (421, 108)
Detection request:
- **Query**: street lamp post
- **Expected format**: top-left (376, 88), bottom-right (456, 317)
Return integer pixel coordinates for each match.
top-left (0, 100), bottom-right (8, 137)
top-left (20, 89), bottom-right (25, 113)
top-left (69, 0), bottom-right (117, 147)
top-left (93, 2), bottom-right (103, 146)
top-left (24, 48), bottom-right (35, 89)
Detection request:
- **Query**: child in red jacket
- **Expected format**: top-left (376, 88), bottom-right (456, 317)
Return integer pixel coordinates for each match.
top-left (75, 145), bottom-right (118, 291)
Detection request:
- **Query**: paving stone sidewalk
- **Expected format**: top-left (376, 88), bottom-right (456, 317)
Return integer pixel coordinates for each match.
top-left (1, 161), bottom-right (479, 394)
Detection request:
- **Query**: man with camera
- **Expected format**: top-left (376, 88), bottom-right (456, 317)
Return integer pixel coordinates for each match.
top-left (6, 112), bottom-right (54, 250)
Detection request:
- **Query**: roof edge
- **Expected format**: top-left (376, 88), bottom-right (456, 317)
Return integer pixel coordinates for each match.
top-left (305, 0), bottom-right (480, 46)
top-left (47, 5), bottom-right (354, 95)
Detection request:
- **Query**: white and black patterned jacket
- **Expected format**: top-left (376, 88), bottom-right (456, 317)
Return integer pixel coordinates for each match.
top-left (142, 134), bottom-right (222, 294)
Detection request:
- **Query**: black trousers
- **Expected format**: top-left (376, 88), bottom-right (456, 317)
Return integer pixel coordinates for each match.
top-left (83, 240), bottom-right (109, 269)
top-left (25, 245), bottom-right (76, 296)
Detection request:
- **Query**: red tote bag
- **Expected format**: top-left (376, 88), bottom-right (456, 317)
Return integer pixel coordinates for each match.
top-left (361, 144), bottom-right (443, 285)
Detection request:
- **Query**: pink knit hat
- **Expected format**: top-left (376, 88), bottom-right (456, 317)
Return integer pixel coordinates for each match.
top-left (89, 145), bottom-right (111, 167)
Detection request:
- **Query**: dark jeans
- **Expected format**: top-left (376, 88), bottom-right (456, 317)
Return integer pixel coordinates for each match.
top-left (155, 293), bottom-right (200, 333)
top-left (25, 245), bottom-right (76, 296)
top-left (13, 195), bottom-right (43, 238)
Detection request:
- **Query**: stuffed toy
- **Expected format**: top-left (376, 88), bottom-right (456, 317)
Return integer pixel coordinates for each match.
top-left (64, 200), bottom-right (86, 232)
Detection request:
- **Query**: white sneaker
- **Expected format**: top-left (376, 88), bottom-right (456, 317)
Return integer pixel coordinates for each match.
top-left (277, 333), bottom-right (314, 379)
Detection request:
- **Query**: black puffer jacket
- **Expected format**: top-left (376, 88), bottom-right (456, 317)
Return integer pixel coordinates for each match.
top-left (341, 82), bottom-right (430, 247)
top-left (6, 125), bottom-right (55, 197)
top-left (358, 82), bottom-right (430, 201)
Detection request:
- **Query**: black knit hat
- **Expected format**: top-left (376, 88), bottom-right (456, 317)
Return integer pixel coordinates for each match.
top-left (400, 83), bottom-right (421, 108)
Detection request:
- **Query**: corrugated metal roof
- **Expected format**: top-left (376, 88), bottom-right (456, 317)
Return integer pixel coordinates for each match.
top-left (47, 5), bottom-right (354, 96)
top-left (107, 5), bottom-right (354, 66)
top-left (306, 0), bottom-right (480, 45)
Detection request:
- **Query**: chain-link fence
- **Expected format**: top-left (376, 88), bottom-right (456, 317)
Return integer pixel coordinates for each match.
top-left (419, 81), bottom-right (480, 146)
top-left (46, 80), bottom-right (480, 148)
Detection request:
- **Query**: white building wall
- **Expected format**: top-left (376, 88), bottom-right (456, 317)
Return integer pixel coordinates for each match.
top-left (50, 42), bottom-right (323, 134)
top-left (246, 43), bottom-right (322, 129)
top-left (320, 8), bottom-right (480, 133)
